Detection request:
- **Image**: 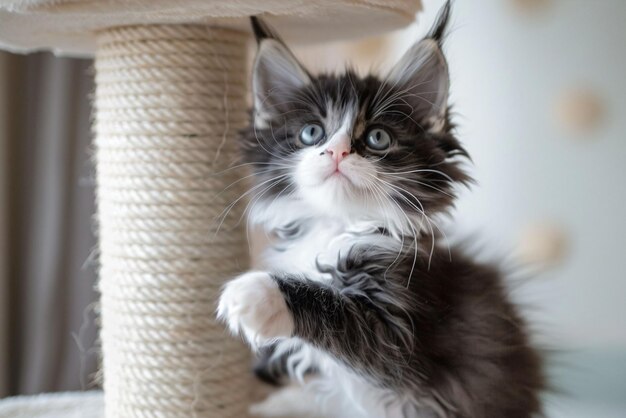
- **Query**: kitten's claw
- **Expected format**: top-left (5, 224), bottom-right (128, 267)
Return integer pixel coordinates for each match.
top-left (217, 271), bottom-right (294, 348)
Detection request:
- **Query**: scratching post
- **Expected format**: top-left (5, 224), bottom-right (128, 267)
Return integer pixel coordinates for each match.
top-left (94, 25), bottom-right (252, 417)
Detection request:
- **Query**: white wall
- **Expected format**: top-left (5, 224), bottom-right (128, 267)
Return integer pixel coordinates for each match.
top-left (402, 1), bottom-right (626, 412)
top-left (422, 0), bottom-right (626, 350)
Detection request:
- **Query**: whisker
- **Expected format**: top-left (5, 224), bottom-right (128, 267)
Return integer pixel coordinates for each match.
top-left (213, 173), bottom-right (289, 235)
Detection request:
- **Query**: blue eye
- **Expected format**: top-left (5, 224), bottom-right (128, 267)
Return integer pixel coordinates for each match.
top-left (300, 123), bottom-right (325, 146)
top-left (365, 128), bottom-right (391, 150)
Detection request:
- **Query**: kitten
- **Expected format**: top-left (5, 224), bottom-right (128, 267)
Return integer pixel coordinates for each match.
top-left (217, 2), bottom-right (545, 417)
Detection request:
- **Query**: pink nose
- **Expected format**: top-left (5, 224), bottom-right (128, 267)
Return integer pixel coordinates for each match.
top-left (326, 142), bottom-right (350, 163)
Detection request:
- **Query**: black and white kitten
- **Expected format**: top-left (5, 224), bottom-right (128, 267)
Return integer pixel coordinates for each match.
top-left (218, 3), bottom-right (544, 417)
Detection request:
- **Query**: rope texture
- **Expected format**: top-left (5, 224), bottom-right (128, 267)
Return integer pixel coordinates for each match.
top-left (94, 25), bottom-right (252, 418)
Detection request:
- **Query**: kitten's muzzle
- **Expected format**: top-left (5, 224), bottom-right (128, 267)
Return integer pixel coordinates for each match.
top-left (323, 133), bottom-right (351, 165)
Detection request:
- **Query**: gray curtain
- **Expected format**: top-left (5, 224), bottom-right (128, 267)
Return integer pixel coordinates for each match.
top-left (0, 52), bottom-right (10, 398)
top-left (1, 51), bottom-right (99, 396)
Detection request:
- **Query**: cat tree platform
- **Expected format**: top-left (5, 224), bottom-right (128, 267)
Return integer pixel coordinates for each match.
top-left (0, 0), bottom-right (421, 417)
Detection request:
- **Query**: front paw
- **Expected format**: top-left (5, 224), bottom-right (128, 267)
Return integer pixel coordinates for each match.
top-left (217, 271), bottom-right (294, 348)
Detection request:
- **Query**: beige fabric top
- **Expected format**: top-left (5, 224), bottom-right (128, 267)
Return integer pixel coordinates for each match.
top-left (0, 0), bottom-right (421, 56)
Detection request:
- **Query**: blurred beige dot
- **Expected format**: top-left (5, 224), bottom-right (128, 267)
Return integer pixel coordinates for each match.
top-left (517, 223), bottom-right (568, 268)
top-left (349, 36), bottom-right (389, 69)
top-left (510, 0), bottom-right (552, 15)
top-left (555, 88), bottom-right (605, 135)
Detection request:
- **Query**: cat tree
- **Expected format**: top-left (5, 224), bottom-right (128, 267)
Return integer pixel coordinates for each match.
top-left (0, 1), bottom-right (421, 416)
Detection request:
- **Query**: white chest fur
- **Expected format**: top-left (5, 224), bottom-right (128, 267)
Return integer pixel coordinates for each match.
top-left (251, 196), bottom-right (397, 278)
top-left (260, 217), bottom-right (347, 278)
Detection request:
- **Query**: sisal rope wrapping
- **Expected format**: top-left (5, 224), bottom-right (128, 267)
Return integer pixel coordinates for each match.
top-left (94, 25), bottom-right (252, 418)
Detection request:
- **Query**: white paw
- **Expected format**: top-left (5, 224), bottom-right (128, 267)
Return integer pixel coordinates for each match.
top-left (217, 271), bottom-right (294, 348)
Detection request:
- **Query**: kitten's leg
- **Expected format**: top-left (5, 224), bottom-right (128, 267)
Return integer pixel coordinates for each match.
top-left (271, 273), bottom-right (415, 387)
top-left (218, 263), bottom-right (415, 387)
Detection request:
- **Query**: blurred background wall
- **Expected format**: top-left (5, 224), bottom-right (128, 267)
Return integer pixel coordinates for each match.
top-left (0, 0), bottom-right (625, 416)
top-left (420, 2), bottom-right (626, 415)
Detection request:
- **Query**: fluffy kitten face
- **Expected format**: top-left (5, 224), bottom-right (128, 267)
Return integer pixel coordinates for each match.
top-left (243, 13), bottom-right (470, 233)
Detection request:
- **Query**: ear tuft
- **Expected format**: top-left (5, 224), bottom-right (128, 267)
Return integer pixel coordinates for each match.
top-left (426, 0), bottom-right (452, 44)
top-left (250, 16), bottom-right (279, 44)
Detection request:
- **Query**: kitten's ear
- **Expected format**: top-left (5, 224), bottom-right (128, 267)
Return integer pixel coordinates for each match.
top-left (251, 17), bottom-right (311, 126)
top-left (386, 1), bottom-right (452, 131)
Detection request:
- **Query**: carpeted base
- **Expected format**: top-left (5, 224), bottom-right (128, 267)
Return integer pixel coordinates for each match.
top-left (0, 391), bottom-right (103, 418)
